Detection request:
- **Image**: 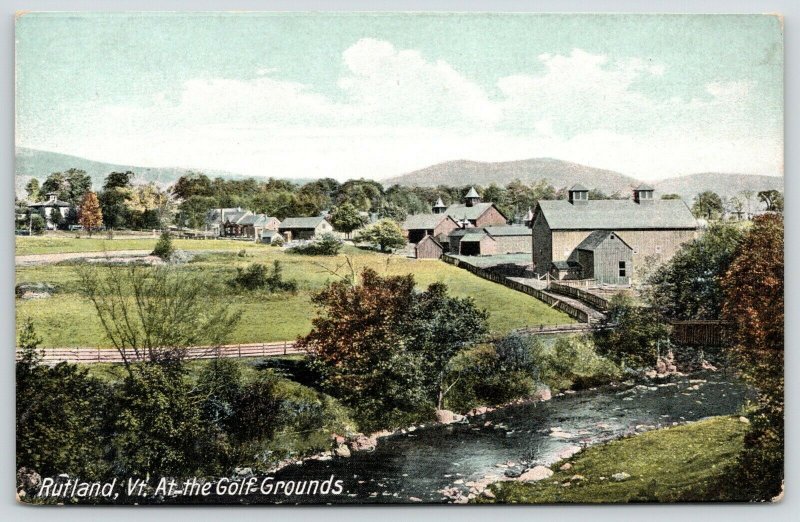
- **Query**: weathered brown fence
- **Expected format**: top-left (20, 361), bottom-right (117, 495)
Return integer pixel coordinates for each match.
top-left (670, 320), bottom-right (731, 347)
top-left (16, 341), bottom-right (304, 365)
top-left (548, 282), bottom-right (610, 312)
top-left (442, 254), bottom-right (591, 323)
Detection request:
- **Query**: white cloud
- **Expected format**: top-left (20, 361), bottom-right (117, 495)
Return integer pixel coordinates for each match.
top-left (18, 40), bottom-right (782, 182)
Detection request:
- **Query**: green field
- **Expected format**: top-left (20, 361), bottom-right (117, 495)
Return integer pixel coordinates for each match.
top-left (479, 416), bottom-right (747, 503)
top-left (16, 244), bottom-right (573, 347)
top-left (16, 235), bottom-right (268, 256)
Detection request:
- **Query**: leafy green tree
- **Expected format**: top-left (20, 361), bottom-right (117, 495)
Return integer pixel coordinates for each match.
top-left (692, 190), bottom-right (724, 220)
top-left (42, 169), bottom-right (92, 206)
top-left (646, 222), bottom-right (744, 320)
top-left (113, 363), bottom-right (208, 477)
top-left (171, 172), bottom-right (213, 200)
top-left (25, 178), bottom-right (40, 201)
top-left (329, 202), bottom-right (367, 237)
top-left (29, 214), bottom-right (45, 235)
top-left (758, 189), bottom-right (783, 212)
top-left (594, 294), bottom-right (669, 369)
top-left (407, 282), bottom-right (489, 409)
top-left (48, 209), bottom-right (64, 230)
top-left (377, 202), bottom-right (408, 223)
top-left (151, 231), bottom-right (175, 260)
top-left (354, 219), bottom-right (406, 252)
top-left (178, 195), bottom-right (217, 229)
top-left (661, 193), bottom-right (682, 200)
top-left (16, 319), bottom-right (112, 479)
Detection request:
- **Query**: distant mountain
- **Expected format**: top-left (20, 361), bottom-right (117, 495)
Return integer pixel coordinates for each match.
top-left (15, 147), bottom-right (251, 191)
top-left (15, 148), bottom-right (317, 197)
top-left (384, 158), bottom-right (641, 194)
top-left (654, 172), bottom-right (783, 202)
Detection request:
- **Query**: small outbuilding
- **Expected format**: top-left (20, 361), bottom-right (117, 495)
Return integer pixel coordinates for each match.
top-left (415, 235), bottom-right (445, 259)
top-left (402, 214), bottom-right (459, 244)
top-left (574, 230), bottom-right (634, 285)
top-left (278, 216), bottom-right (334, 241)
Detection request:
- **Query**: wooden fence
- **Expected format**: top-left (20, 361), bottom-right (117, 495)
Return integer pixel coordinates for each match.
top-left (548, 282), bottom-right (610, 312)
top-left (16, 341), bottom-right (304, 365)
top-left (442, 254), bottom-right (591, 323)
top-left (670, 320), bottom-right (731, 347)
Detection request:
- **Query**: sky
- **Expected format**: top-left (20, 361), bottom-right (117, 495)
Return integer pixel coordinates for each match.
top-left (15, 13), bottom-right (783, 182)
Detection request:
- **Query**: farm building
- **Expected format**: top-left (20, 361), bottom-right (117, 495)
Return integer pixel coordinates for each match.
top-left (448, 225), bottom-right (531, 256)
top-left (482, 225), bottom-right (532, 254)
top-left (574, 230), bottom-right (634, 285)
top-left (531, 184), bottom-right (698, 282)
top-left (415, 234), bottom-right (446, 259)
top-left (278, 216), bottom-right (334, 241)
top-left (28, 192), bottom-right (71, 229)
top-left (260, 229), bottom-right (283, 244)
top-left (444, 187), bottom-right (508, 227)
top-left (401, 213), bottom-right (459, 244)
top-left (226, 213), bottom-right (280, 239)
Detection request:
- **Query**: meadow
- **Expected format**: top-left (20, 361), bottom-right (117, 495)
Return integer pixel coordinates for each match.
top-left (16, 239), bottom-right (573, 348)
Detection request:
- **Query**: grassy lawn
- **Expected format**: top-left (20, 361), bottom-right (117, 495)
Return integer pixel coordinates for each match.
top-left (480, 416), bottom-right (747, 504)
top-left (16, 235), bottom-right (270, 256)
top-left (16, 246), bottom-right (573, 347)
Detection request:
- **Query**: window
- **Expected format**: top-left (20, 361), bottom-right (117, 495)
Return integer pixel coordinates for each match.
top-left (618, 261), bottom-right (626, 277)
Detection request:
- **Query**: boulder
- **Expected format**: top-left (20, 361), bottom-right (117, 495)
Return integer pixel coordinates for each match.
top-left (334, 444), bottom-right (351, 458)
top-left (518, 465), bottom-right (553, 482)
top-left (559, 463), bottom-right (573, 472)
top-left (348, 434), bottom-right (377, 452)
top-left (739, 416), bottom-right (751, 424)
top-left (16, 468), bottom-right (41, 495)
top-left (532, 385), bottom-right (552, 401)
top-left (611, 472), bottom-right (631, 482)
top-left (436, 409), bottom-right (462, 424)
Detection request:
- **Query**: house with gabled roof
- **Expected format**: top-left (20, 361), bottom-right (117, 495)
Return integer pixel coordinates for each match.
top-left (278, 216), bottom-right (334, 241)
top-left (532, 184), bottom-right (698, 282)
top-left (444, 186), bottom-right (508, 227)
top-left (401, 213), bottom-right (459, 244)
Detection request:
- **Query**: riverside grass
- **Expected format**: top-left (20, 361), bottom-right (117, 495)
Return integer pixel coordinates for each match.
top-left (478, 416), bottom-right (747, 504)
top-left (16, 243), bottom-right (573, 347)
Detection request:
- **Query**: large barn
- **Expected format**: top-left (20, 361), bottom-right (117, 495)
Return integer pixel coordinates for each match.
top-left (531, 184), bottom-right (698, 284)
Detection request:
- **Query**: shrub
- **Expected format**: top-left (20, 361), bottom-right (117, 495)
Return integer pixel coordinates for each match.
top-left (536, 336), bottom-right (621, 391)
top-left (229, 261), bottom-right (297, 293)
top-left (237, 249), bottom-right (247, 258)
top-left (289, 233), bottom-right (342, 256)
top-left (151, 231), bottom-right (174, 260)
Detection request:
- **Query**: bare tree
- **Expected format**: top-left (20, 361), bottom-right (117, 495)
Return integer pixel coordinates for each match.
top-left (76, 261), bottom-right (241, 373)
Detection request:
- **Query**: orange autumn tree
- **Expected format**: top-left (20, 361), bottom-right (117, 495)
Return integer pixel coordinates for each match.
top-left (720, 213), bottom-right (784, 500)
top-left (78, 191), bottom-right (103, 236)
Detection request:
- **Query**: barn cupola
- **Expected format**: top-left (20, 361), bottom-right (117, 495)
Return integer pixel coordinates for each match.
top-left (432, 197), bottom-right (447, 214)
top-left (464, 186), bottom-right (481, 207)
top-left (46, 192), bottom-right (58, 202)
top-left (568, 184), bottom-right (589, 205)
top-left (633, 183), bottom-right (655, 204)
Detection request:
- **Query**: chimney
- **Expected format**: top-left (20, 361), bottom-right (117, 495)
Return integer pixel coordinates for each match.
top-left (567, 184), bottom-right (589, 205)
top-left (633, 183), bottom-right (654, 204)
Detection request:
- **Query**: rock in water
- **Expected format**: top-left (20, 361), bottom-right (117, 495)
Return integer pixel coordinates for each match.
top-left (518, 466), bottom-right (554, 482)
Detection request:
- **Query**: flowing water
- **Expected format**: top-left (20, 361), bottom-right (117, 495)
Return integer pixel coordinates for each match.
top-left (207, 373), bottom-right (750, 505)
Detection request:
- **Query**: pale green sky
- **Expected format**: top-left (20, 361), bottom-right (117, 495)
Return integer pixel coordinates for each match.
top-left (15, 13), bottom-right (783, 181)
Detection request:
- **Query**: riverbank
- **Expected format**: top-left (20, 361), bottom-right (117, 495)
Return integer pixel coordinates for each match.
top-left (476, 415), bottom-right (748, 504)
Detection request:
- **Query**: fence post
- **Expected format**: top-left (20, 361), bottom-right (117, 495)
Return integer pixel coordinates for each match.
top-left (283, 341), bottom-right (287, 355)
top-left (97, 346), bottom-right (101, 363)
top-left (238, 344), bottom-right (241, 358)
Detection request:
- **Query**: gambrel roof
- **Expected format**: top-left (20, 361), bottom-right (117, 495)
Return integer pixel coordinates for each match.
top-left (535, 199), bottom-right (697, 230)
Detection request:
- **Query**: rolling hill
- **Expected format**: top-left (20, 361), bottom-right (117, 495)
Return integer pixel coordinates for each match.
top-left (15, 147), bottom-right (248, 194)
top-left (384, 158), bottom-right (640, 194)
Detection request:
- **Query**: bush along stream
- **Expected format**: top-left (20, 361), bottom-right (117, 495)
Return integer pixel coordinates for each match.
top-left (175, 371), bottom-right (749, 505)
